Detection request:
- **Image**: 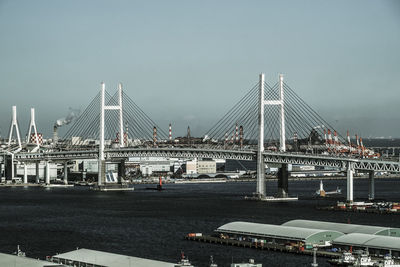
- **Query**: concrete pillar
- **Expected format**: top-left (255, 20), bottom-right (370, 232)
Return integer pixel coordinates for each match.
top-left (5, 155), bottom-right (13, 180)
top-left (368, 171), bottom-right (375, 200)
top-left (63, 162), bottom-right (68, 185)
top-left (118, 160), bottom-right (126, 183)
top-left (23, 164), bottom-right (28, 184)
top-left (98, 160), bottom-right (106, 185)
top-left (346, 163), bottom-right (354, 202)
top-left (278, 164), bottom-right (289, 198)
top-left (35, 162), bottom-right (40, 183)
top-left (45, 161), bottom-right (50, 185)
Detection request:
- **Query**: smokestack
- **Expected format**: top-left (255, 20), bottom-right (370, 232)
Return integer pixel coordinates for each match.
top-left (324, 129), bottom-right (327, 145)
top-left (360, 137), bottom-right (365, 157)
top-left (53, 125), bottom-right (58, 145)
top-left (327, 129), bottom-right (332, 145)
top-left (53, 108), bottom-right (80, 145)
top-left (347, 130), bottom-right (351, 146)
top-left (153, 126), bottom-right (157, 146)
top-left (187, 126), bottom-right (191, 145)
top-left (239, 126), bottom-right (243, 149)
top-left (235, 123), bottom-right (238, 144)
top-left (169, 123), bottom-right (172, 141)
top-left (333, 131), bottom-right (338, 146)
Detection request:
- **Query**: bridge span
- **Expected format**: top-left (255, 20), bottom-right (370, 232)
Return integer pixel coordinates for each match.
top-left (10, 147), bottom-right (400, 202)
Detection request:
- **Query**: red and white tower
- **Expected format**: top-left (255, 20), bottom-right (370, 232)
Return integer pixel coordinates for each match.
top-left (169, 123), bottom-right (172, 141)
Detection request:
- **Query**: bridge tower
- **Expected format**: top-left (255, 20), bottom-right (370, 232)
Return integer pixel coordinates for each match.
top-left (27, 108), bottom-right (40, 152)
top-left (256, 73), bottom-right (287, 197)
top-left (98, 82), bottom-right (125, 186)
top-left (256, 73), bottom-right (266, 197)
top-left (7, 106), bottom-right (22, 150)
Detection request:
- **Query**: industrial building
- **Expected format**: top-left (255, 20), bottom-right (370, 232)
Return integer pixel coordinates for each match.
top-left (140, 160), bottom-right (170, 176)
top-left (282, 219), bottom-right (400, 237)
top-left (332, 233), bottom-right (400, 258)
top-left (0, 252), bottom-right (61, 267)
top-left (216, 221), bottom-right (344, 246)
top-left (197, 160), bottom-right (216, 174)
top-left (186, 159), bottom-right (197, 174)
top-left (50, 248), bottom-right (175, 267)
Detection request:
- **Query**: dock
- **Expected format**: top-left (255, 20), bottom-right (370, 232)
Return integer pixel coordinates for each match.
top-left (185, 235), bottom-right (340, 258)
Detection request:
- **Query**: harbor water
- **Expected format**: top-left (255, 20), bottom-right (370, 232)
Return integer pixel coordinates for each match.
top-left (0, 178), bottom-right (399, 267)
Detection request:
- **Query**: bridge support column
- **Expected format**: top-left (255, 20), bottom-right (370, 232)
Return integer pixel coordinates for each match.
top-left (45, 161), bottom-right (50, 185)
top-left (256, 73), bottom-right (266, 197)
top-left (35, 162), bottom-right (40, 183)
top-left (5, 155), bottom-right (13, 180)
top-left (118, 160), bottom-right (126, 183)
top-left (63, 162), bottom-right (68, 185)
top-left (346, 163), bottom-right (354, 202)
top-left (98, 160), bottom-right (105, 185)
top-left (23, 163), bottom-right (28, 184)
top-left (368, 171), bottom-right (375, 200)
top-left (277, 164), bottom-right (289, 198)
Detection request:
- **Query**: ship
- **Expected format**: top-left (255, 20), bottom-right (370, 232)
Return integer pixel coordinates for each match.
top-left (328, 250), bottom-right (395, 267)
top-left (175, 252), bottom-right (194, 267)
top-left (316, 180), bottom-right (341, 197)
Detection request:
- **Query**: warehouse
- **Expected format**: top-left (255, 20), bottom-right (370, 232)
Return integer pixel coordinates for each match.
top-left (332, 233), bottom-right (400, 258)
top-left (282, 219), bottom-right (400, 237)
top-left (216, 221), bottom-right (344, 247)
top-left (50, 248), bottom-right (175, 267)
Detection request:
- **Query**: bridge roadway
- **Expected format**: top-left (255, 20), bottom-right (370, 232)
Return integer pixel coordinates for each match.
top-left (13, 147), bottom-right (400, 173)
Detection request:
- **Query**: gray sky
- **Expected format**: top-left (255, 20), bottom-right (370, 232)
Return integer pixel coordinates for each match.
top-left (0, 0), bottom-right (399, 138)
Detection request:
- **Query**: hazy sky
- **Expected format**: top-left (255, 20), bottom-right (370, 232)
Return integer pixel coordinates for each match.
top-left (0, 0), bottom-right (399, 138)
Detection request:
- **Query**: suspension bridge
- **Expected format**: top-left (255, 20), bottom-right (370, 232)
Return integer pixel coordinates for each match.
top-left (2, 73), bottom-right (400, 202)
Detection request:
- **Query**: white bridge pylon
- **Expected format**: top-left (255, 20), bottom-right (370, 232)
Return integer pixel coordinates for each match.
top-left (256, 73), bottom-right (286, 197)
top-left (27, 108), bottom-right (40, 152)
top-left (98, 82), bottom-right (124, 186)
top-left (7, 105), bottom-right (22, 151)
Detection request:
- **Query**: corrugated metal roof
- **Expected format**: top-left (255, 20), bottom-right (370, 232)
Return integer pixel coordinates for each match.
top-left (216, 221), bottom-right (343, 241)
top-left (282, 220), bottom-right (400, 236)
top-left (332, 233), bottom-right (400, 250)
top-left (52, 248), bottom-right (175, 267)
top-left (0, 252), bottom-right (62, 267)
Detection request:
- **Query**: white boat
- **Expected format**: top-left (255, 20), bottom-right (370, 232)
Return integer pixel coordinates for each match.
top-left (355, 251), bottom-right (375, 266)
top-left (209, 256), bottom-right (218, 267)
top-left (175, 252), bottom-right (194, 267)
top-left (374, 254), bottom-right (400, 267)
top-left (316, 180), bottom-right (341, 197)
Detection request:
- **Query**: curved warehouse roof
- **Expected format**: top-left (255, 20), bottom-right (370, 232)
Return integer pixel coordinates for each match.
top-left (216, 221), bottom-right (344, 244)
top-left (332, 233), bottom-right (400, 251)
top-left (282, 220), bottom-right (400, 237)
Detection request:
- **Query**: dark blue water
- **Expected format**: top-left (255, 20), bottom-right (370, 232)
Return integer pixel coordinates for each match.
top-left (0, 178), bottom-right (399, 267)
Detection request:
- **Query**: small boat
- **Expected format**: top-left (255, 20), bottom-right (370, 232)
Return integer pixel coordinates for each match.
top-left (330, 250), bottom-right (378, 266)
top-left (374, 254), bottom-right (400, 267)
top-left (209, 256), bottom-right (218, 267)
top-left (316, 180), bottom-right (341, 197)
top-left (230, 259), bottom-right (262, 267)
top-left (13, 245), bottom-right (26, 257)
top-left (175, 252), bottom-right (194, 267)
top-left (329, 251), bottom-right (356, 266)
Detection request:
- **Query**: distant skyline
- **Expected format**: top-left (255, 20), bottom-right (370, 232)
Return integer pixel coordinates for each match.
top-left (0, 0), bottom-right (399, 138)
